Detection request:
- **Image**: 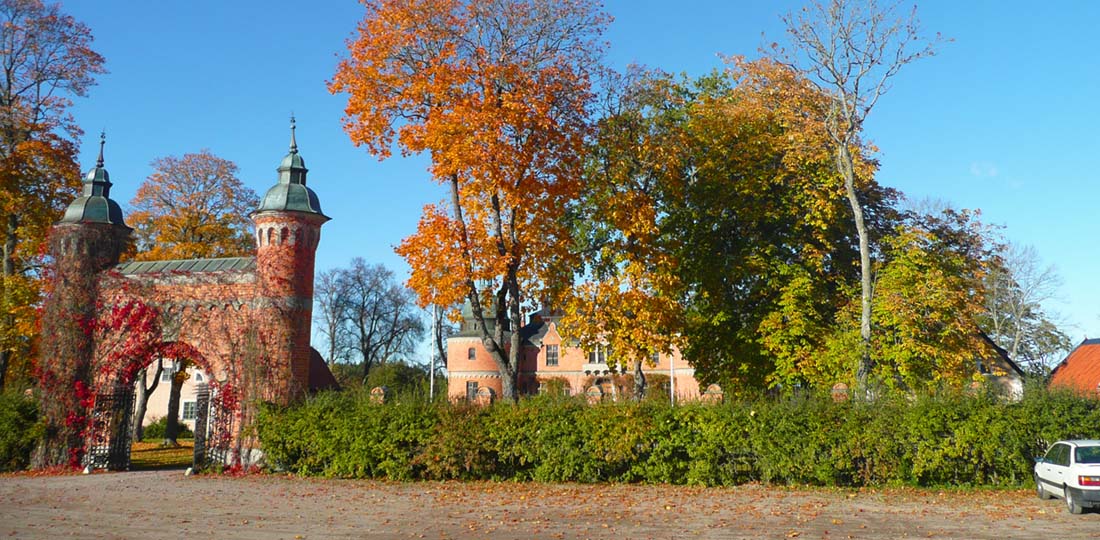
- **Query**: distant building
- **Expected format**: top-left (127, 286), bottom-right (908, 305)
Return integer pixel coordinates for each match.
top-left (446, 305), bottom-right (704, 401)
top-left (139, 362), bottom-right (208, 431)
top-left (975, 332), bottom-right (1026, 398)
top-left (1050, 339), bottom-right (1100, 395)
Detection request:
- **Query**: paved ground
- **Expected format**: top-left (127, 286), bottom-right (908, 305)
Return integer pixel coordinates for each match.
top-left (1, 470), bottom-right (1098, 539)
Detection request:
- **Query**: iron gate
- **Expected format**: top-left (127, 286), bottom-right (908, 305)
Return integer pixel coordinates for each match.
top-left (83, 383), bottom-right (135, 471)
top-left (192, 383), bottom-right (236, 469)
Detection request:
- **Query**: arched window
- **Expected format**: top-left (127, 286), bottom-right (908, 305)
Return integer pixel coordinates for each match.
top-left (279, 227), bottom-right (288, 245)
top-left (266, 227), bottom-right (274, 246)
top-left (468, 347), bottom-right (476, 361)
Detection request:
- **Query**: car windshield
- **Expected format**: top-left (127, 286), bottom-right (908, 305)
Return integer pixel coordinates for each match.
top-left (1076, 446), bottom-right (1100, 464)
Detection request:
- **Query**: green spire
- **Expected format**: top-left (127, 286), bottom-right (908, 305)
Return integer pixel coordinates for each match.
top-left (60, 132), bottom-right (127, 226)
top-left (255, 117), bottom-right (328, 218)
top-left (277, 114), bottom-right (307, 185)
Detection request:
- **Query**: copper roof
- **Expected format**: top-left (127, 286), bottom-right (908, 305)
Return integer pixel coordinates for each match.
top-left (1050, 339), bottom-right (1100, 394)
top-left (114, 256), bottom-right (256, 275)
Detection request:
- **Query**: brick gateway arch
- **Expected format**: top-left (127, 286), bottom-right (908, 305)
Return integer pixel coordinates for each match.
top-left (39, 122), bottom-right (337, 470)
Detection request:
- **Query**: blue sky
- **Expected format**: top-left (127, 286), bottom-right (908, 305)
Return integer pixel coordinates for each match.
top-left (64, 1), bottom-right (1100, 349)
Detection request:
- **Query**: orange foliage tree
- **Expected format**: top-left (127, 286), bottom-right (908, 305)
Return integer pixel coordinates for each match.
top-left (0, 0), bottom-right (105, 389)
top-left (331, 0), bottom-right (609, 399)
top-left (128, 150), bottom-right (259, 261)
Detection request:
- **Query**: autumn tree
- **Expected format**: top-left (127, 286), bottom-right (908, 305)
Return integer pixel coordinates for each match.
top-left (669, 61), bottom-right (895, 393)
top-left (865, 208), bottom-right (995, 390)
top-left (0, 0), bottom-right (105, 389)
top-left (128, 150), bottom-right (259, 261)
top-left (560, 68), bottom-right (687, 399)
top-left (780, 0), bottom-right (944, 389)
top-left (331, 0), bottom-right (608, 399)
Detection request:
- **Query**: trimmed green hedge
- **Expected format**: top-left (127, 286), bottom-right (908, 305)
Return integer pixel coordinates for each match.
top-left (0, 390), bottom-right (41, 472)
top-left (256, 385), bottom-right (1100, 487)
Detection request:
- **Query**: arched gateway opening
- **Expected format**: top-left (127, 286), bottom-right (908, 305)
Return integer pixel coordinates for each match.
top-left (84, 336), bottom-right (240, 470)
top-left (82, 296), bottom-right (242, 471)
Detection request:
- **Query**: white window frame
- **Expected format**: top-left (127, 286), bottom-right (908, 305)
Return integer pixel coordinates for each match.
top-left (546, 344), bottom-right (559, 367)
top-left (181, 400), bottom-right (197, 421)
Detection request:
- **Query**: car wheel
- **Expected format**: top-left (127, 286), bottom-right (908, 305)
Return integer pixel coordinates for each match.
top-left (1036, 475), bottom-right (1052, 500)
top-left (1065, 486), bottom-right (1084, 515)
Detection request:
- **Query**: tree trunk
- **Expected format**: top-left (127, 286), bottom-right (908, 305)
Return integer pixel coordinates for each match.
top-left (506, 276), bottom-right (523, 402)
top-left (132, 361), bottom-right (162, 442)
top-left (0, 350), bottom-right (8, 390)
top-left (836, 144), bottom-right (874, 389)
top-left (433, 305), bottom-right (446, 368)
top-left (163, 367), bottom-right (184, 445)
top-left (633, 359), bottom-right (646, 400)
top-left (0, 213), bottom-right (17, 390)
top-left (447, 173), bottom-right (520, 401)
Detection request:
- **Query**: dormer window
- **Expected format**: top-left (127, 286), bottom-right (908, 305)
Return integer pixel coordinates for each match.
top-left (546, 344), bottom-right (559, 367)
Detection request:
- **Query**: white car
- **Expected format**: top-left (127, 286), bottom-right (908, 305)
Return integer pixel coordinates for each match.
top-left (1035, 440), bottom-right (1100, 514)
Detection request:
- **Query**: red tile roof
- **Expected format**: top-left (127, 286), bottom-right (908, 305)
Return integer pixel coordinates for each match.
top-left (1050, 339), bottom-right (1100, 395)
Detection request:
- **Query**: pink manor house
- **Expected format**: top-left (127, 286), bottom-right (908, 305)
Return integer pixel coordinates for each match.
top-left (446, 303), bottom-right (709, 402)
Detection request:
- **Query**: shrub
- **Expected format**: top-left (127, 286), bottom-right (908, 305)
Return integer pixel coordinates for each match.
top-left (142, 416), bottom-right (194, 441)
top-left (0, 390), bottom-right (41, 472)
top-left (255, 384), bottom-right (1100, 487)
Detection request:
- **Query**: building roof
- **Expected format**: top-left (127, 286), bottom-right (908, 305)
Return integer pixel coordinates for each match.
top-left (521, 319), bottom-right (550, 346)
top-left (115, 256), bottom-right (256, 275)
top-left (60, 132), bottom-right (128, 227)
top-left (977, 331), bottom-right (1025, 377)
top-left (1050, 339), bottom-right (1100, 394)
top-left (254, 117), bottom-right (328, 219)
top-left (452, 318), bottom-right (558, 350)
top-left (308, 347), bottom-right (340, 393)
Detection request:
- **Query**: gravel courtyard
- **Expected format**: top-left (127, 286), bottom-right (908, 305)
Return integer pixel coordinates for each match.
top-left (1, 470), bottom-right (1097, 539)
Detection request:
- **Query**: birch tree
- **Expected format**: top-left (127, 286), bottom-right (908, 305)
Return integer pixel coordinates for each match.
top-left (781, 0), bottom-right (944, 389)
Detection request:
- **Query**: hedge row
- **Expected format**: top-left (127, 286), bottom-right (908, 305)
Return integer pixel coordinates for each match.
top-left (256, 385), bottom-right (1100, 487)
top-left (0, 390), bottom-right (40, 472)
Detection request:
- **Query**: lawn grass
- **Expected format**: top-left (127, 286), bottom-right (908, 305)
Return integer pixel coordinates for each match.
top-left (130, 440), bottom-right (194, 470)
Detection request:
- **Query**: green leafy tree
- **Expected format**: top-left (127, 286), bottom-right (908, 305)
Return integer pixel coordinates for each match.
top-left (662, 61), bottom-right (894, 393)
top-left (867, 208), bottom-right (995, 390)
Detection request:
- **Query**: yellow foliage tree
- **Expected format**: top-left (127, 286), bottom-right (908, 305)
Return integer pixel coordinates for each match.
top-left (0, 0), bottom-right (105, 388)
top-left (128, 150), bottom-right (259, 261)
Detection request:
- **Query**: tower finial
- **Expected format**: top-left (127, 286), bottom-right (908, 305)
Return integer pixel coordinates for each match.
top-left (96, 131), bottom-right (106, 168)
top-left (289, 114), bottom-right (297, 154)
